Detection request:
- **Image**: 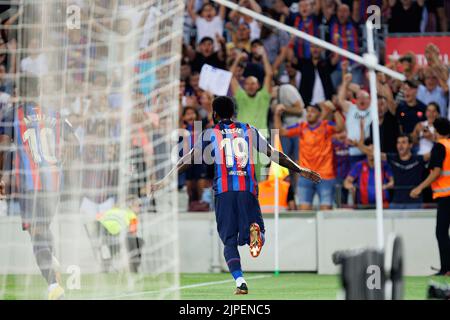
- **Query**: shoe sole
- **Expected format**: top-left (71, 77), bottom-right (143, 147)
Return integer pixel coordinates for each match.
top-left (249, 223), bottom-right (262, 258)
top-left (234, 288), bottom-right (248, 295)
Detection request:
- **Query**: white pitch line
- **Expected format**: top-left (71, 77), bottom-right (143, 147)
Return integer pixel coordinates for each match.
top-left (95, 274), bottom-right (271, 300)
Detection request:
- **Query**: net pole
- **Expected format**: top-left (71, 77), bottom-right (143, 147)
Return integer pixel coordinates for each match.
top-left (365, 21), bottom-right (384, 250)
top-left (211, 0), bottom-right (405, 81)
top-left (274, 155), bottom-right (280, 276)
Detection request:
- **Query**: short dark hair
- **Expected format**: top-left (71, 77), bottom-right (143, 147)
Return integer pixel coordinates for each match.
top-left (404, 79), bottom-right (419, 89)
top-left (251, 39), bottom-right (263, 47)
top-left (182, 105), bottom-right (198, 117)
top-left (199, 36), bottom-right (214, 45)
top-left (307, 104), bottom-right (321, 112)
top-left (427, 101), bottom-right (441, 114)
top-left (212, 96), bottom-right (235, 119)
top-left (397, 133), bottom-right (413, 144)
top-left (433, 117), bottom-right (450, 136)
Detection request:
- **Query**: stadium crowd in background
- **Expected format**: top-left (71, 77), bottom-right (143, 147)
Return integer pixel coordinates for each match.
top-left (178, 0), bottom-right (450, 211)
top-left (0, 0), bottom-right (449, 212)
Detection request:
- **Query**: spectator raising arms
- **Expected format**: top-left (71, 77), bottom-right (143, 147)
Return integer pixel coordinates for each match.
top-left (290, 44), bottom-right (338, 106)
top-left (278, 0), bottom-right (321, 60)
top-left (417, 67), bottom-right (448, 118)
top-left (275, 101), bottom-right (345, 210)
top-left (188, 1), bottom-right (226, 51)
top-left (230, 48), bottom-right (273, 180)
top-left (186, 35), bottom-right (227, 73)
top-left (230, 49), bottom-right (273, 134)
top-left (338, 73), bottom-right (372, 168)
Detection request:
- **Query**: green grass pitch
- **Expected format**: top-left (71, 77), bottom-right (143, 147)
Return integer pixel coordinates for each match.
top-left (1, 273), bottom-right (449, 300)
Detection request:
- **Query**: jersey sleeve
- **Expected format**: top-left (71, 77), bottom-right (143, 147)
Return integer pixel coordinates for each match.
top-left (383, 161), bottom-right (393, 180)
top-left (284, 123), bottom-right (301, 138)
top-left (348, 162), bottom-right (361, 179)
top-left (249, 126), bottom-right (270, 154)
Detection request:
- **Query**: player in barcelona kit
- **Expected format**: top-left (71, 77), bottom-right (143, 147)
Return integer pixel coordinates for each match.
top-left (0, 76), bottom-right (78, 300)
top-left (152, 96), bottom-right (321, 294)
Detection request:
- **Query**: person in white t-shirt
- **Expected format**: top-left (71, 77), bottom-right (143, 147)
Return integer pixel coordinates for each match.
top-left (412, 102), bottom-right (440, 155)
top-left (20, 38), bottom-right (48, 76)
top-left (338, 73), bottom-right (372, 169)
top-left (188, 0), bottom-right (225, 51)
top-left (229, 0), bottom-right (263, 41)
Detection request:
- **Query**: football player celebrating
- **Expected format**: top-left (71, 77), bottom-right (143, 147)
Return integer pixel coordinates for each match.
top-left (152, 96), bottom-right (321, 294)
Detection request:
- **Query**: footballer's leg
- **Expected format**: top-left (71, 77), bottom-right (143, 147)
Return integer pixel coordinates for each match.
top-left (215, 192), bottom-right (248, 294)
top-left (239, 192), bottom-right (265, 258)
top-left (224, 245), bottom-right (248, 295)
top-left (25, 193), bottom-right (64, 300)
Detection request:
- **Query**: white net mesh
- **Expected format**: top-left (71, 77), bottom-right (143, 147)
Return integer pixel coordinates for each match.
top-left (0, 0), bottom-right (183, 299)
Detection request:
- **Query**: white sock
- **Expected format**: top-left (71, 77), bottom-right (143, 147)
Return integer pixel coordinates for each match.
top-left (48, 283), bottom-right (59, 292)
top-left (236, 277), bottom-right (246, 287)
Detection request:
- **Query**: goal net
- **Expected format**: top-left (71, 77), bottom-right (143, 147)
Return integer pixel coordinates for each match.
top-left (0, 0), bottom-right (183, 299)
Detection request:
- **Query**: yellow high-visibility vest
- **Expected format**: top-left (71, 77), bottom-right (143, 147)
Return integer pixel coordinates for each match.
top-left (97, 207), bottom-right (138, 235)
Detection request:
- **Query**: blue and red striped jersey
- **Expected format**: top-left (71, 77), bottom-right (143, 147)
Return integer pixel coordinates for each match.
top-left (329, 17), bottom-right (359, 66)
top-left (0, 104), bottom-right (73, 193)
top-left (194, 120), bottom-right (268, 196)
top-left (286, 13), bottom-right (320, 59)
top-left (348, 159), bottom-right (393, 205)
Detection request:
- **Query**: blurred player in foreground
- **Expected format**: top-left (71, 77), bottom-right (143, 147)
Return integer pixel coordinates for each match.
top-left (0, 76), bottom-right (77, 299)
top-left (152, 96), bottom-right (321, 294)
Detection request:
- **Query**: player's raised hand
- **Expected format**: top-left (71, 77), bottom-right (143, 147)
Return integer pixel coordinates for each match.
top-left (299, 167), bottom-right (321, 184)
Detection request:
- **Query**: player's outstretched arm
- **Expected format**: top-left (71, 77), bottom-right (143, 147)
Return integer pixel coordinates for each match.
top-left (151, 148), bottom-right (195, 192)
top-left (268, 146), bottom-right (321, 183)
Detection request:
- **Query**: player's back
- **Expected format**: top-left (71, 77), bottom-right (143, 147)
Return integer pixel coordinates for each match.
top-left (0, 103), bottom-right (63, 192)
top-left (202, 120), bottom-right (264, 197)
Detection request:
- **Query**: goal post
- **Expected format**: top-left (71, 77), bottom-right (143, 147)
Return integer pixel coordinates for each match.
top-left (0, 0), bottom-right (184, 300)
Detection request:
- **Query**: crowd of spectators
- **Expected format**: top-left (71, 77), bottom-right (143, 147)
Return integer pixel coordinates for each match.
top-left (179, 0), bottom-right (450, 211)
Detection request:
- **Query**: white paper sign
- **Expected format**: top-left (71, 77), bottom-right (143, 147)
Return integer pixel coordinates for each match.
top-left (199, 64), bottom-right (232, 96)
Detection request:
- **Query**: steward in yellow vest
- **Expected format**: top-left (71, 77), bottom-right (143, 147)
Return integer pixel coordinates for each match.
top-left (96, 196), bottom-right (144, 273)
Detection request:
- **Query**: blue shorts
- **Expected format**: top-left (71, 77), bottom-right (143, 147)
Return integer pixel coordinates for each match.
top-left (298, 177), bottom-right (336, 206)
top-left (214, 191), bottom-right (265, 247)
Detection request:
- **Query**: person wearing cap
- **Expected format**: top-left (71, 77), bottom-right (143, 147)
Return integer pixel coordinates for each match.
top-left (391, 52), bottom-right (419, 105)
top-left (394, 80), bottom-right (427, 135)
top-left (410, 118), bottom-right (450, 276)
top-left (186, 36), bottom-right (227, 73)
top-left (274, 101), bottom-right (345, 210)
